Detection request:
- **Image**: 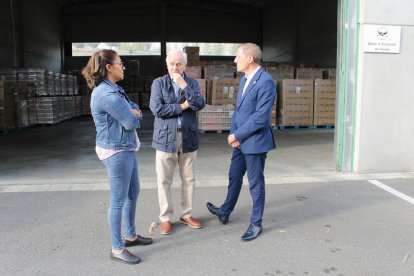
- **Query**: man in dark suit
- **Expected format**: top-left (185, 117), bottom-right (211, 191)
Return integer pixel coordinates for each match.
top-left (207, 43), bottom-right (276, 241)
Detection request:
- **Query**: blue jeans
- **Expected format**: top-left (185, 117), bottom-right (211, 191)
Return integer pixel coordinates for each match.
top-left (102, 151), bottom-right (140, 250)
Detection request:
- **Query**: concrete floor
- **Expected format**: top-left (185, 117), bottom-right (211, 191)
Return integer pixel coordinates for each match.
top-left (1, 111), bottom-right (412, 192)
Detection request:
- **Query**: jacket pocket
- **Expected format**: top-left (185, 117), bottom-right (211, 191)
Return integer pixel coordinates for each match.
top-left (188, 124), bottom-right (199, 147)
top-left (157, 124), bottom-right (169, 144)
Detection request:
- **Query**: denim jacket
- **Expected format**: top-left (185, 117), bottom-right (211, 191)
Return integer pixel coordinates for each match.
top-left (150, 73), bottom-right (205, 153)
top-left (91, 79), bottom-right (141, 150)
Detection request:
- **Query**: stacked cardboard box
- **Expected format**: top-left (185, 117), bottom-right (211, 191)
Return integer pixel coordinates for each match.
top-left (0, 106), bottom-right (15, 129)
top-left (265, 65), bottom-right (295, 80)
top-left (207, 78), bottom-right (239, 106)
top-left (203, 65), bottom-right (235, 80)
top-left (16, 68), bottom-right (47, 96)
top-left (36, 97), bottom-right (62, 124)
top-left (73, 76), bottom-right (79, 95)
top-left (60, 74), bottom-right (67, 96)
top-left (81, 95), bottom-right (91, 115)
top-left (0, 81), bottom-right (17, 129)
top-left (63, 96), bottom-right (73, 120)
top-left (15, 99), bottom-right (29, 127)
top-left (28, 98), bottom-right (38, 125)
top-left (45, 70), bottom-right (55, 96)
top-left (277, 79), bottom-right (314, 126)
top-left (66, 75), bottom-right (74, 95)
top-left (74, 96), bottom-right (81, 117)
top-left (198, 104), bottom-right (234, 132)
top-left (323, 68), bottom-right (336, 80)
top-left (0, 69), bottom-right (82, 128)
top-left (270, 98), bottom-right (277, 126)
top-left (295, 68), bottom-right (324, 79)
top-left (195, 79), bottom-right (206, 99)
top-left (314, 79), bottom-right (336, 125)
top-left (183, 47), bottom-right (200, 66)
top-left (0, 69), bottom-right (80, 97)
top-left (186, 66), bottom-right (202, 79)
top-left (54, 73), bottom-right (62, 95)
top-left (0, 69), bottom-right (17, 80)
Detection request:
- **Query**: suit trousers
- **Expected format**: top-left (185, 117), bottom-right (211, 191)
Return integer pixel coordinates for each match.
top-left (156, 131), bottom-right (197, 222)
top-left (221, 148), bottom-right (267, 226)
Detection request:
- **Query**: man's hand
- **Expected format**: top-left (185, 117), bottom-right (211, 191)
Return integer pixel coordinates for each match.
top-left (170, 73), bottom-right (188, 90)
top-left (228, 134), bottom-right (237, 146)
top-left (230, 141), bottom-right (240, 148)
top-left (180, 100), bottom-right (190, 110)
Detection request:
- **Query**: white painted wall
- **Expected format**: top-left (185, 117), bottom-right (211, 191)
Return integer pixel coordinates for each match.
top-left (353, 0), bottom-right (414, 172)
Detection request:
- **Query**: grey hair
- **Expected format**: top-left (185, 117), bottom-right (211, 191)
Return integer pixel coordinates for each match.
top-left (166, 50), bottom-right (187, 65)
top-left (239, 43), bottom-right (262, 63)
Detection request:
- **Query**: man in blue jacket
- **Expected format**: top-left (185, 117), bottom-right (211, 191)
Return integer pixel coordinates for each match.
top-left (207, 43), bottom-right (276, 241)
top-left (150, 50), bottom-right (206, 235)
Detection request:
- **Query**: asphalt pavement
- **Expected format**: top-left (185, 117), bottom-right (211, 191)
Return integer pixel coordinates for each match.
top-left (2, 178), bottom-right (414, 275)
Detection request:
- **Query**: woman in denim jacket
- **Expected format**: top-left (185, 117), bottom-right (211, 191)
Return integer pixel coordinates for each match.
top-left (82, 50), bottom-right (152, 265)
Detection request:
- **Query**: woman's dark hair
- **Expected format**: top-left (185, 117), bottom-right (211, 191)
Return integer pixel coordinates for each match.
top-left (81, 49), bottom-right (118, 89)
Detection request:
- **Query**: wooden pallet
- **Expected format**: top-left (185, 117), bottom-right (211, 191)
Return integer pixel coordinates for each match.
top-left (277, 125), bottom-right (315, 130)
top-left (199, 129), bottom-right (229, 134)
top-left (0, 127), bottom-right (23, 134)
top-left (276, 124), bottom-right (335, 130)
top-left (312, 124), bottom-right (335, 129)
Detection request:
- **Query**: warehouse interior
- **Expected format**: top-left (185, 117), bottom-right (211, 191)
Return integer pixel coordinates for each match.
top-left (0, 0), bottom-right (342, 185)
top-left (0, 0), bottom-right (338, 72)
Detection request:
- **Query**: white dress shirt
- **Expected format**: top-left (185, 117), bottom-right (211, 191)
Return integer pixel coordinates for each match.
top-left (242, 66), bottom-right (261, 97)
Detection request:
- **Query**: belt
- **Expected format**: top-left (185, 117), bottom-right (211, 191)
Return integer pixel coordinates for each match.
top-left (177, 127), bottom-right (182, 132)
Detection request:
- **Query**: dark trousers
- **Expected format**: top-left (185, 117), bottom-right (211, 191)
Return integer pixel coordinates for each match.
top-left (221, 148), bottom-right (267, 226)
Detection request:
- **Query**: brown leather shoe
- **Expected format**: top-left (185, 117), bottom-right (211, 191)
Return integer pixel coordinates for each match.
top-left (160, 221), bottom-right (172, 235)
top-left (180, 216), bottom-right (203, 229)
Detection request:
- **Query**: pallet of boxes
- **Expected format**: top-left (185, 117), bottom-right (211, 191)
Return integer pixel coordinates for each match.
top-left (276, 66), bottom-right (336, 129)
top-left (181, 46), bottom-right (236, 133)
top-left (0, 80), bottom-right (22, 133)
top-left (0, 69), bottom-right (31, 132)
top-left (264, 63), bottom-right (296, 127)
top-left (199, 61), bottom-right (238, 133)
top-left (121, 71), bottom-right (152, 110)
top-left (277, 79), bottom-right (314, 129)
top-left (199, 78), bottom-right (238, 133)
top-left (0, 68), bottom-right (81, 132)
top-left (313, 78), bottom-right (336, 127)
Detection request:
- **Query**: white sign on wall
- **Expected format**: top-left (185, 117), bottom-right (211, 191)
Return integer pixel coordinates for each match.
top-left (363, 25), bottom-right (401, 53)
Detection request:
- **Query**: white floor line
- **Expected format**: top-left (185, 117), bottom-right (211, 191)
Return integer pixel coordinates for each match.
top-left (368, 179), bottom-right (414, 205)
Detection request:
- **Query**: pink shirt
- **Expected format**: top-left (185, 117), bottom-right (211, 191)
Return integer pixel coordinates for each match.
top-left (96, 130), bottom-right (141, 160)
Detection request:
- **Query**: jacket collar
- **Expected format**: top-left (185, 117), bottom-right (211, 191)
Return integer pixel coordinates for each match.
top-left (164, 72), bottom-right (189, 90)
top-left (237, 67), bottom-right (265, 109)
top-left (103, 78), bottom-right (125, 93)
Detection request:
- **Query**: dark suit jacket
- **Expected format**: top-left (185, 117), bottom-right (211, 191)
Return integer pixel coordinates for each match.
top-left (231, 67), bottom-right (276, 154)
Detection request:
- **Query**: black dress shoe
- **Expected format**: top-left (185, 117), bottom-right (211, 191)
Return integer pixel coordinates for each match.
top-left (206, 202), bottom-right (229, 225)
top-left (241, 224), bottom-right (263, 241)
top-left (110, 249), bottom-right (141, 264)
top-left (124, 235), bottom-right (153, 247)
